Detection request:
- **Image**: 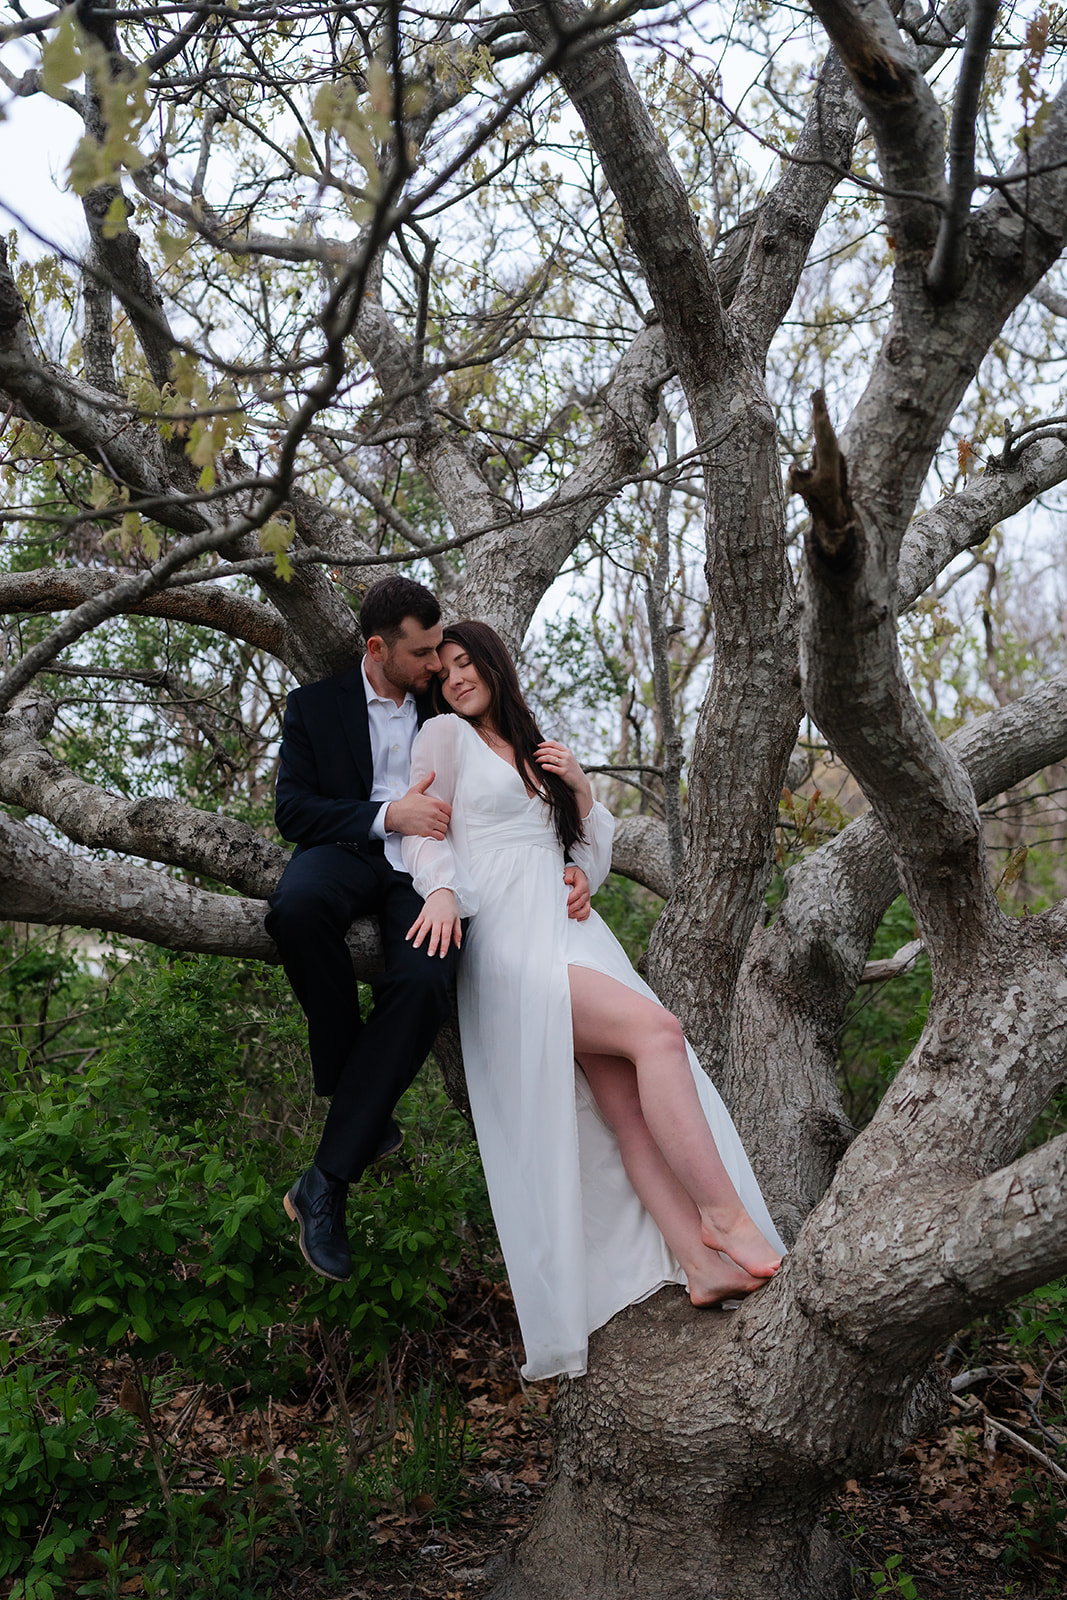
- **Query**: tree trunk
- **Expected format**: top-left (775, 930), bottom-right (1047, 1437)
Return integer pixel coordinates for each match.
top-left (487, 1288), bottom-right (941, 1600)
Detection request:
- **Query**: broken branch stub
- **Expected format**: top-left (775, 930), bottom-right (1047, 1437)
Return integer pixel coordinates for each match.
top-left (789, 389), bottom-right (859, 570)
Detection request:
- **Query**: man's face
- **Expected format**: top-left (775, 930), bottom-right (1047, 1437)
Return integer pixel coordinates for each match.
top-left (371, 616), bottom-right (444, 695)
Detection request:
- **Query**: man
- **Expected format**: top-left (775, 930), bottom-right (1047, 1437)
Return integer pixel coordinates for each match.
top-left (267, 575), bottom-right (589, 1281)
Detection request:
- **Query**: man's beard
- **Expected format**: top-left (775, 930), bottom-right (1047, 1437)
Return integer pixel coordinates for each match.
top-left (383, 657), bottom-right (428, 696)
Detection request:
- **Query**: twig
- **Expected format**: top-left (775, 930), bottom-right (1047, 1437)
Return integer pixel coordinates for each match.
top-left (952, 1393), bottom-right (1067, 1483)
top-left (323, 1322), bottom-right (363, 1469)
top-left (161, 1380), bottom-right (207, 1449)
top-left (982, 1412), bottom-right (1067, 1484)
top-left (950, 1363), bottom-right (1018, 1392)
top-left (130, 1357), bottom-right (174, 1510)
top-left (858, 939), bottom-right (924, 986)
top-left (256, 1404), bottom-right (305, 1536)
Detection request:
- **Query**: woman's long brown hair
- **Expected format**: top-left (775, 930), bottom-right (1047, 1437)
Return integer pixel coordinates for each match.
top-left (436, 620), bottom-right (585, 856)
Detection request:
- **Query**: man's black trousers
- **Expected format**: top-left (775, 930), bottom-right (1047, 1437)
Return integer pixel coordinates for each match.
top-left (265, 843), bottom-right (460, 1183)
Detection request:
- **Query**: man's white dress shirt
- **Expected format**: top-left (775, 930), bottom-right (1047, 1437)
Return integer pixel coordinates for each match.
top-left (363, 660), bottom-right (419, 872)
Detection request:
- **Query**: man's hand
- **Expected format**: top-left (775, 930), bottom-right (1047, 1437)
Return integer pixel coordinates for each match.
top-left (564, 865), bottom-right (591, 921)
top-left (385, 773), bottom-right (451, 839)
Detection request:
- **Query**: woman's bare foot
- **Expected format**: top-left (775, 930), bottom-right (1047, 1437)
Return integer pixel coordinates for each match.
top-left (699, 1205), bottom-right (782, 1279)
top-left (686, 1253), bottom-right (768, 1308)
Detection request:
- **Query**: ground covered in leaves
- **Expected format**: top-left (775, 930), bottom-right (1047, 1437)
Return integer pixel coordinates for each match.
top-left (289, 1302), bottom-right (1067, 1600)
top-left (14, 1272), bottom-right (1067, 1600)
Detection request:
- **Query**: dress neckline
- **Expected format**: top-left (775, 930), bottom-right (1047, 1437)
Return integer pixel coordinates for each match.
top-left (459, 716), bottom-right (548, 801)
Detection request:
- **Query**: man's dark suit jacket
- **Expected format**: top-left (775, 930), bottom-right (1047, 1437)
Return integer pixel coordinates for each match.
top-left (274, 663), bottom-right (436, 855)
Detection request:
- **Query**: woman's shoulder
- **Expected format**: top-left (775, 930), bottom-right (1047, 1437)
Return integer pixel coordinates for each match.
top-left (414, 712), bottom-right (474, 754)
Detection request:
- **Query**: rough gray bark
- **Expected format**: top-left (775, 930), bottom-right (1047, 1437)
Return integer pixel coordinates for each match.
top-left (0, 809), bottom-right (279, 958)
top-left (510, 6), bottom-right (861, 1103)
top-left (735, 668), bottom-right (1067, 1240)
top-left (898, 433), bottom-right (1067, 609)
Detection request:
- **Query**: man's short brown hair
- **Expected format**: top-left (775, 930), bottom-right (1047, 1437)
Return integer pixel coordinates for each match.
top-left (359, 576), bottom-right (440, 645)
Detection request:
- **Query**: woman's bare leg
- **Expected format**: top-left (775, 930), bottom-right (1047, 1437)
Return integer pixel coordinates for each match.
top-left (569, 965), bottom-right (781, 1279)
top-left (578, 1051), bottom-right (767, 1305)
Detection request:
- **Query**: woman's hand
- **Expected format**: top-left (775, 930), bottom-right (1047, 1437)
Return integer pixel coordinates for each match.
top-left (536, 741), bottom-right (594, 816)
top-left (406, 887), bottom-right (462, 958)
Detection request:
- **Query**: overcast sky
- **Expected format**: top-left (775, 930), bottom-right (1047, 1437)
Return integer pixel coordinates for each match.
top-left (2, 21), bottom-right (85, 259)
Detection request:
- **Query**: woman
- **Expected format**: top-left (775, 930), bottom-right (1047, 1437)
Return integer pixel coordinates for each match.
top-left (402, 621), bottom-right (785, 1381)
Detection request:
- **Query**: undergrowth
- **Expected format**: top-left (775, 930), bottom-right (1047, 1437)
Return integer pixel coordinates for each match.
top-left (0, 937), bottom-right (495, 1598)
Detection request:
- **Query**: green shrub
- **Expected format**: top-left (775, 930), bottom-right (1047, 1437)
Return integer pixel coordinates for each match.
top-left (0, 1041), bottom-right (489, 1588)
top-left (0, 939), bottom-right (495, 1593)
top-left (0, 1360), bottom-right (151, 1586)
top-left (1002, 1468), bottom-right (1067, 1569)
top-left (0, 1057), bottom-right (477, 1381)
top-left (101, 954), bottom-right (302, 1141)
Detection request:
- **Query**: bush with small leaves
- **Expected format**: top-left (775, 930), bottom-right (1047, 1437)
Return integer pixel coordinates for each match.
top-left (0, 1360), bottom-right (151, 1591)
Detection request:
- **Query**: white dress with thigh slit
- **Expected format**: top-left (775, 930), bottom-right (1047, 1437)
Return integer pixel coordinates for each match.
top-left (402, 714), bottom-right (785, 1381)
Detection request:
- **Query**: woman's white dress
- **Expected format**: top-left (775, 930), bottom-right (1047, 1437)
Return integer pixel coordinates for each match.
top-left (402, 714), bottom-right (785, 1381)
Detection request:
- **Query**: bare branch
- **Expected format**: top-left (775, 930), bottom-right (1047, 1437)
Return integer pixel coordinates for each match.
top-left (898, 433), bottom-right (1067, 609)
top-left (732, 50), bottom-right (861, 352)
top-left (610, 814), bottom-right (672, 899)
top-left (0, 569), bottom-right (296, 665)
top-left (0, 802), bottom-right (384, 970)
top-left (456, 319), bottom-right (667, 644)
top-left (142, 6), bottom-right (209, 73)
top-left (940, 1133), bottom-right (1067, 1311)
top-left (511, 0), bottom-right (727, 393)
top-left (1031, 275), bottom-right (1067, 319)
top-left (0, 807), bottom-right (277, 959)
top-left (926, 0), bottom-right (1000, 300)
top-left (806, 0), bottom-right (947, 251)
top-left (857, 937), bottom-right (923, 983)
top-left (0, 702), bottom-right (286, 897)
top-left (0, 8), bottom-right (63, 44)
top-left (0, 516), bottom-right (270, 714)
top-left (309, 437), bottom-right (460, 594)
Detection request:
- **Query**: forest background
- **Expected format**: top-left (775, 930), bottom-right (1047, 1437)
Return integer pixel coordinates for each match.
top-left (4, 0), bottom-right (1067, 1596)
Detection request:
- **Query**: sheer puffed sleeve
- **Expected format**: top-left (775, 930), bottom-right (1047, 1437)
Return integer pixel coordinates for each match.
top-left (401, 716), bottom-right (479, 916)
top-left (569, 800), bottom-right (614, 896)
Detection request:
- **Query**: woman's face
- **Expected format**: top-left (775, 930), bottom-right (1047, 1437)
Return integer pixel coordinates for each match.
top-left (440, 641), bottom-right (493, 722)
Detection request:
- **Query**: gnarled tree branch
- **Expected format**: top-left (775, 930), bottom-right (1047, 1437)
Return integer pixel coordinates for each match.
top-left (807, 0), bottom-right (947, 252)
top-left (926, 0), bottom-right (1000, 301)
top-left (0, 702), bottom-right (286, 897)
top-left (794, 391), bottom-right (1002, 971)
top-left (0, 569), bottom-right (296, 665)
top-left (898, 433), bottom-right (1067, 608)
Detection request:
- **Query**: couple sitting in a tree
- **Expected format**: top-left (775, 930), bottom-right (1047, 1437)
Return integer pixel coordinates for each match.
top-left (268, 574), bottom-right (782, 1380)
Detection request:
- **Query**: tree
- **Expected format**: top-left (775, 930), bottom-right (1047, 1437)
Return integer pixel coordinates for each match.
top-left (2, 0), bottom-right (1067, 1593)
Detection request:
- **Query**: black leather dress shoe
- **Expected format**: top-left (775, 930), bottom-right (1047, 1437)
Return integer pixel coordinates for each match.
top-left (284, 1165), bottom-right (352, 1281)
top-left (371, 1117), bottom-right (404, 1164)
